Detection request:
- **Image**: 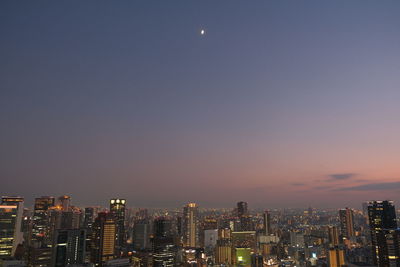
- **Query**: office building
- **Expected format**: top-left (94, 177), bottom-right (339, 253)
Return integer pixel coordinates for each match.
top-left (183, 202), bottom-right (198, 247)
top-left (91, 212), bottom-right (116, 266)
top-left (0, 197), bottom-right (24, 258)
top-left (52, 228), bottom-right (86, 266)
top-left (31, 196), bottom-right (55, 245)
top-left (327, 226), bottom-right (340, 246)
top-left (152, 217), bottom-right (175, 267)
top-left (133, 219), bottom-right (150, 251)
top-left (263, 210), bottom-right (271, 235)
top-left (339, 208), bottom-right (355, 240)
top-left (110, 199), bottom-right (126, 250)
top-left (368, 200), bottom-right (397, 266)
top-left (58, 195), bottom-right (71, 211)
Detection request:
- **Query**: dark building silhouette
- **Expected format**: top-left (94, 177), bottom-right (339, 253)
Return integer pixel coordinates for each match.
top-left (368, 200), bottom-right (398, 266)
top-left (52, 228), bottom-right (86, 266)
top-left (152, 217), bottom-right (175, 267)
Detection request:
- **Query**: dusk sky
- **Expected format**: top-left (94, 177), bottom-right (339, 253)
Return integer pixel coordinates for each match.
top-left (1, 1), bottom-right (400, 208)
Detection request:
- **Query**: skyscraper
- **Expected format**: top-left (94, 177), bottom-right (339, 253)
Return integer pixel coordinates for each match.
top-left (237, 202), bottom-right (248, 218)
top-left (133, 219), bottom-right (150, 251)
top-left (152, 217), bottom-right (175, 267)
top-left (83, 207), bottom-right (95, 230)
top-left (91, 212), bottom-right (116, 266)
top-left (52, 228), bottom-right (86, 266)
top-left (57, 195), bottom-right (71, 211)
top-left (378, 229), bottom-right (400, 267)
top-left (263, 210), bottom-right (271, 235)
top-left (0, 197), bottom-right (24, 258)
top-left (110, 198), bottom-right (126, 250)
top-left (237, 201), bottom-right (252, 231)
top-left (339, 208), bottom-right (354, 240)
top-left (31, 196), bottom-right (55, 246)
top-left (368, 200), bottom-right (397, 266)
top-left (183, 202), bottom-right (198, 247)
top-left (327, 226), bottom-right (340, 247)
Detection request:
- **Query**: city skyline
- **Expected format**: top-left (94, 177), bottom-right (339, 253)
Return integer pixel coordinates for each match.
top-left (1, 1), bottom-right (400, 208)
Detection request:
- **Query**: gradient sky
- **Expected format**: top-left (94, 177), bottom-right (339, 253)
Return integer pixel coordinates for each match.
top-left (1, 1), bottom-right (400, 208)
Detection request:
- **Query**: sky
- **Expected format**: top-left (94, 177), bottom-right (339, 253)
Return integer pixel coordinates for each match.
top-left (1, 1), bottom-right (400, 209)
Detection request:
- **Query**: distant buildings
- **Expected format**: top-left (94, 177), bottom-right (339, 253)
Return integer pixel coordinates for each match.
top-left (339, 208), bottom-right (355, 241)
top-left (4, 194), bottom-right (400, 267)
top-left (263, 210), bottom-right (272, 235)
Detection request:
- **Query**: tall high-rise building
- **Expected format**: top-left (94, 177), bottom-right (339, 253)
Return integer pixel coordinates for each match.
top-left (328, 247), bottom-right (345, 267)
top-left (152, 217), bottom-right (175, 267)
top-left (204, 229), bottom-right (218, 251)
top-left (378, 229), bottom-right (400, 266)
top-left (368, 200), bottom-right (397, 266)
top-left (83, 207), bottom-right (95, 230)
top-left (327, 226), bottom-right (340, 247)
top-left (52, 228), bottom-right (86, 266)
top-left (0, 197), bottom-right (24, 258)
top-left (183, 202), bottom-right (198, 247)
top-left (237, 201), bottom-right (252, 231)
top-left (263, 210), bottom-right (271, 235)
top-left (237, 202), bottom-right (248, 218)
top-left (31, 196), bottom-right (55, 245)
top-left (215, 239), bottom-right (232, 265)
top-left (91, 212), bottom-right (116, 266)
top-left (57, 195), bottom-right (71, 211)
top-left (339, 208), bottom-right (354, 240)
top-left (110, 198), bottom-right (126, 250)
top-left (134, 219), bottom-right (150, 251)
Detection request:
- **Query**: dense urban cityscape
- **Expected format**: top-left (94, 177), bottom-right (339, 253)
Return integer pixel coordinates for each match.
top-left (1, 196), bottom-right (399, 266)
top-left (2, 1), bottom-right (400, 267)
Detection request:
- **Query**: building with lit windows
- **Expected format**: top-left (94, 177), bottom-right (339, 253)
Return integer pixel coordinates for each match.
top-left (152, 217), bottom-right (175, 267)
top-left (183, 202), bottom-right (198, 247)
top-left (263, 210), bottom-right (271, 235)
top-left (110, 199), bottom-right (126, 251)
top-left (31, 196), bottom-right (55, 246)
top-left (231, 231), bottom-right (256, 265)
top-left (0, 197), bottom-right (23, 258)
top-left (339, 208), bottom-right (355, 240)
top-left (368, 200), bottom-right (397, 266)
top-left (52, 228), bottom-right (86, 266)
top-left (328, 247), bottom-right (345, 267)
top-left (215, 239), bottom-right (232, 265)
top-left (327, 226), bottom-right (340, 247)
top-left (57, 195), bottom-right (71, 211)
top-left (91, 212), bottom-right (116, 266)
